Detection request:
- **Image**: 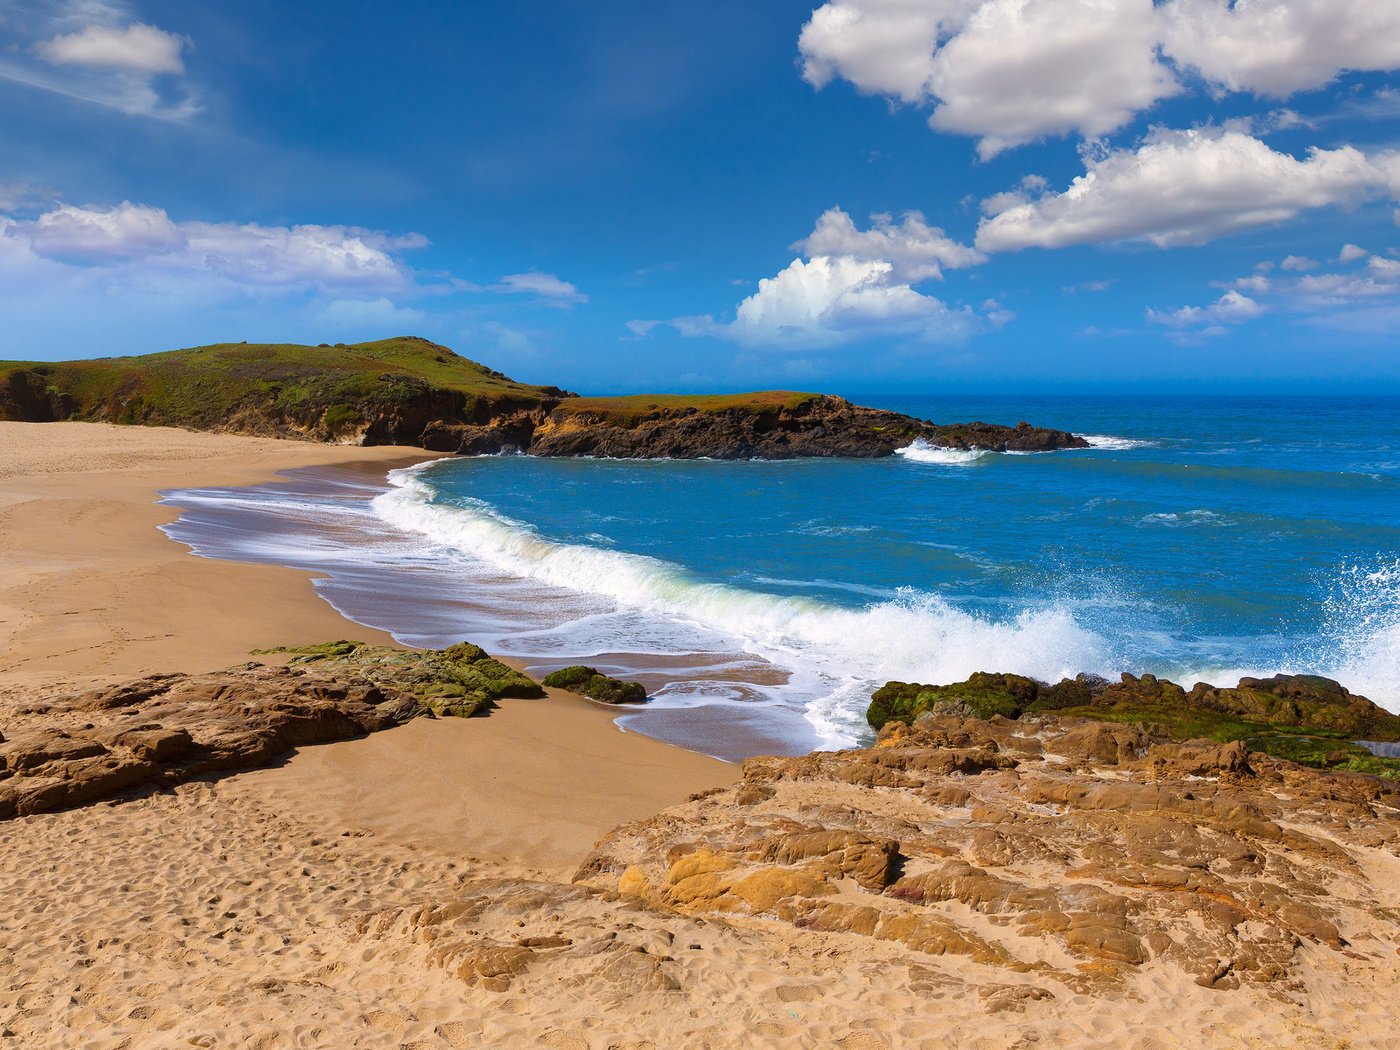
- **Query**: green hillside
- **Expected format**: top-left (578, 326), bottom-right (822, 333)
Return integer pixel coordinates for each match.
top-left (0, 337), bottom-right (568, 440)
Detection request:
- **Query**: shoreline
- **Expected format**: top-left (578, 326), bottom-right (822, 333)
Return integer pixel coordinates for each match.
top-left (0, 420), bottom-right (738, 870)
top-left (157, 456), bottom-right (833, 761)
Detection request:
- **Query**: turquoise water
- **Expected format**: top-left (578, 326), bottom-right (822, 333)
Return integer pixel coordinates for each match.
top-left (163, 395), bottom-right (1400, 755)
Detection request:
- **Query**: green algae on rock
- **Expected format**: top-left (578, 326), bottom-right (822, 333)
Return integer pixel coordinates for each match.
top-left (867, 670), bottom-right (1400, 778)
top-left (257, 639), bottom-right (544, 717)
top-left (542, 666), bottom-right (648, 705)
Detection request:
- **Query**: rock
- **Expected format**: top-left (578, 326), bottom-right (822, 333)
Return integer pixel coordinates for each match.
top-left (542, 666), bottom-right (647, 705)
top-left (866, 669), bottom-right (1400, 776)
top-left (521, 395), bottom-right (1089, 461)
top-left (577, 711), bottom-right (1399, 996)
top-left (0, 641), bottom-right (544, 819)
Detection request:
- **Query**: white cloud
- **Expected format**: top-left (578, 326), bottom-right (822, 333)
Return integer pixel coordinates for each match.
top-left (20, 201), bottom-right (183, 262)
top-left (799, 0), bottom-right (981, 103)
top-left (1161, 0), bottom-right (1400, 96)
top-left (0, 2), bottom-right (197, 119)
top-left (648, 208), bottom-right (990, 350)
top-left (794, 206), bottom-right (983, 281)
top-left (926, 0), bottom-right (1177, 158)
top-left (1280, 255), bottom-right (1318, 272)
top-left (493, 271), bottom-right (587, 304)
top-left (1147, 289), bottom-right (1264, 328)
top-left (977, 128), bottom-right (1399, 252)
top-left (2, 200), bottom-right (426, 294)
top-left (1338, 243), bottom-right (1370, 264)
top-left (36, 21), bottom-right (185, 74)
top-left (729, 255), bottom-right (975, 347)
top-left (799, 1), bottom-right (1400, 154)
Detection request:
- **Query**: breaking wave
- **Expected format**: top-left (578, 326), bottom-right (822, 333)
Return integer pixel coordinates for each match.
top-left (894, 440), bottom-right (992, 466)
top-left (373, 464), bottom-right (1121, 742)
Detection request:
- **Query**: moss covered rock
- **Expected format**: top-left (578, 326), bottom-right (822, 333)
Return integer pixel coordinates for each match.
top-left (542, 666), bottom-right (648, 705)
top-left (255, 639), bottom-right (544, 717)
top-left (867, 670), bottom-right (1400, 778)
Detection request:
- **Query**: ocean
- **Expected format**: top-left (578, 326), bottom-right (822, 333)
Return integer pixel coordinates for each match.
top-left (160, 394), bottom-right (1400, 760)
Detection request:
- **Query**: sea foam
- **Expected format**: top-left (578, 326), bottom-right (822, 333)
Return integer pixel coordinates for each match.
top-left (894, 439), bottom-right (992, 465)
top-left (373, 464), bottom-right (1120, 743)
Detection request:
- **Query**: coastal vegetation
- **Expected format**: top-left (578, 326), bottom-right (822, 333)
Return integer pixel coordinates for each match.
top-left (868, 670), bottom-right (1400, 777)
top-left (0, 336), bottom-right (1088, 458)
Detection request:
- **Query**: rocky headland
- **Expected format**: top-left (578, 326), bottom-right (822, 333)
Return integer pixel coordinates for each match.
top-left (0, 337), bottom-right (1088, 459)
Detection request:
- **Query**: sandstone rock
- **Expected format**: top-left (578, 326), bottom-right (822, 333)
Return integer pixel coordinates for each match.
top-left (0, 641), bottom-right (543, 819)
top-left (577, 712), bottom-right (1400, 998)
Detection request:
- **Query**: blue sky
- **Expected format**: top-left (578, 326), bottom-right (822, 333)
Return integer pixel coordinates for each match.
top-left (2, 0), bottom-right (1399, 393)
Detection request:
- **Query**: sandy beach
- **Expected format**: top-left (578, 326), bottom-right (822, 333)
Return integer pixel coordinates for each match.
top-left (2, 421), bottom-right (1396, 1049)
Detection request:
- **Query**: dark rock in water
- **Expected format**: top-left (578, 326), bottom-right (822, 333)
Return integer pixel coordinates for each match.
top-left (866, 670), bottom-right (1400, 778)
top-left (516, 394), bottom-right (1089, 461)
top-left (543, 666), bottom-right (648, 705)
top-left (0, 640), bottom-right (545, 819)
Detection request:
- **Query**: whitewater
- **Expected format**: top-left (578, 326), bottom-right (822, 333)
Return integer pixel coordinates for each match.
top-left (161, 393), bottom-right (1400, 756)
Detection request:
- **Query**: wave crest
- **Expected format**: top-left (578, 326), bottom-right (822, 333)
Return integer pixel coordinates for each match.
top-left (894, 439), bottom-right (992, 465)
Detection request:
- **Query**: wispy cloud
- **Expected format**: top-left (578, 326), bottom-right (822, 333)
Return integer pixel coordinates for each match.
top-left (0, 1), bottom-right (199, 120)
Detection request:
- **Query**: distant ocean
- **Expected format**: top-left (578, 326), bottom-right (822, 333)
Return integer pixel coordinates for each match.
top-left (161, 395), bottom-right (1400, 760)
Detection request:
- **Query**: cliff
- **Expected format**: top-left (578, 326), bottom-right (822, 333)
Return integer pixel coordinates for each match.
top-left (0, 337), bottom-right (1088, 458)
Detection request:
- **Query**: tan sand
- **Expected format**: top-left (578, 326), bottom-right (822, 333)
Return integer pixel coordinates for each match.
top-left (0, 421), bottom-right (1391, 1049)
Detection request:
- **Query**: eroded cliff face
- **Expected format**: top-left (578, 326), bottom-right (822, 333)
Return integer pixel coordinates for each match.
top-left (419, 394), bottom-right (1090, 459)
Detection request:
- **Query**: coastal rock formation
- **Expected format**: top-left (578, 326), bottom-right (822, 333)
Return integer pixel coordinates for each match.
top-left (0, 641), bottom-right (544, 819)
top-left (868, 671), bottom-right (1400, 776)
top-left (577, 713), bottom-right (1400, 1000)
top-left (541, 665), bottom-right (648, 704)
top-left (0, 337), bottom-right (1089, 460)
top-left (428, 393), bottom-right (1089, 460)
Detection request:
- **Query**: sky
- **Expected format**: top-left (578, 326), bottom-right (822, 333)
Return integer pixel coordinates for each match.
top-left (2, 0), bottom-right (1399, 394)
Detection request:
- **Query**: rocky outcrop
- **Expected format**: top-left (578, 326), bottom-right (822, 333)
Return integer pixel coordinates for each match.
top-left (421, 394), bottom-right (1090, 460)
top-left (577, 713), bottom-right (1400, 997)
top-left (869, 671), bottom-right (1400, 776)
top-left (0, 641), bottom-right (544, 819)
top-left (1, 338), bottom-right (1090, 460)
top-left (541, 665), bottom-right (648, 704)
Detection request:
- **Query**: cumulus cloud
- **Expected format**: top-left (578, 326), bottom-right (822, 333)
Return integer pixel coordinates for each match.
top-left (794, 207), bottom-right (984, 281)
top-left (1147, 289), bottom-right (1264, 328)
top-left (799, 0), bottom-right (1400, 155)
top-left (1338, 243), bottom-right (1370, 264)
top-left (643, 207), bottom-right (993, 349)
top-left (927, 0), bottom-right (1177, 158)
top-left (36, 21), bottom-right (185, 74)
top-left (1280, 255), bottom-right (1318, 272)
top-left (976, 129), bottom-right (1399, 252)
top-left (0, 1), bottom-right (198, 119)
top-left (1160, 0), bottom-right (1400, 97)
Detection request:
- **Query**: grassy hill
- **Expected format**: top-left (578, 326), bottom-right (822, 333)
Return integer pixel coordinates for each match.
top-left (0, 336), bottom-right (1087, 458)
top-left (0, 337), bottom-right (570, 441)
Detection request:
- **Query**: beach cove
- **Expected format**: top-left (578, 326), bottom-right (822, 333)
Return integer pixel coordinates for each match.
top-left (2, 421), bottom-right (1399, 1049)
